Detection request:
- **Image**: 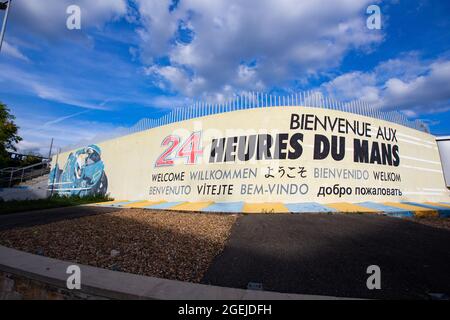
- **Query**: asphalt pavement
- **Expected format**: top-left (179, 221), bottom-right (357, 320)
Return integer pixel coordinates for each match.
top-left (202, 213), bottom-right (450, 299)
top-left (1, 206), bottom-right (449, 299)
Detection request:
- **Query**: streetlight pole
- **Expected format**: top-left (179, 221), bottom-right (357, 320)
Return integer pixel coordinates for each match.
top-left (50, 147), bottom-right (61, 198)
top-left (0, 0), bottom-right (12, 53)
top-left (48, 138), bottom-right (54, 160)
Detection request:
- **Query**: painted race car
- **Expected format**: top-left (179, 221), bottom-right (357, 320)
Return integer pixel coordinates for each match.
top-left (48, 145), bottom-right (108, 196)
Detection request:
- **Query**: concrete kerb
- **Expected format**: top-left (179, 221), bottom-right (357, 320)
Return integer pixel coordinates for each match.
top-left (0, 246), bottom-right (353, 300)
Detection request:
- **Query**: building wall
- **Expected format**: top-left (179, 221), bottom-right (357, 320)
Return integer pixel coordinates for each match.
top-left (436, 137), bottom-right (450, 188)
top-left (50, 106), bottom-right (450, 203)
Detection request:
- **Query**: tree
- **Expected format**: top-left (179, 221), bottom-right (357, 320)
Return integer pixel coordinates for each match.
top-left (0, 102), bottom-right (22, 168)
top-left (20, 151), bottom-right (42, 167)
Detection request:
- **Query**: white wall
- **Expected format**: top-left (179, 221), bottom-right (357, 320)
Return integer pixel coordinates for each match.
top-left (51, 107), bottom-right (450, 203)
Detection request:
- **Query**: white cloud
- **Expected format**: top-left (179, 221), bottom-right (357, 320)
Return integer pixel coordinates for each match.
top-left (135, 0), bottom-right (382, 98)
top-left (322, 71), bottom-right (380, 104)
top-left (9, 0), bottom-right (127, 39)
top-left (41, 111), bottom-right (90, 127)
top-left (0, 64), bottom-right (111, 110)
top-left (1, 41), bottom-right (29, 61)
top-left (321, 54), bottom-right (450, 114)
top-left (16, 140), bottom-right (45, 155)
top-left (382, 60), bottom-right (450, 113)
top-left (15, 115), bottom-right (128, 155)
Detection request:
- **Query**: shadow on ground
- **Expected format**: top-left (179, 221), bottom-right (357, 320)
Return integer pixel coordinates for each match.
top-left (201, 214), bottom-right (450, 300)
top-left (2, 207), bottom-right (449, 299)
top-left (0, 206), bottom-right (121, 231)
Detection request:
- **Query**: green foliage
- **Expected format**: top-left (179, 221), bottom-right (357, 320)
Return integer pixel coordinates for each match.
top-left (0, 194), bottom-right (113, 215)
top-left (0, 102), bottom-right (22, 168)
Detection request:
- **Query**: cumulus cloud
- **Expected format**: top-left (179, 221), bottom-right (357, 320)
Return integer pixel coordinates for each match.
top-left (321, 53), bottom-right (450, 114)
top-left (134, 0), bottom-right (382, 99)
top-left (322, 71), bottom-right (379, 104)
top-left (382, 60), bottom-right (450, 113)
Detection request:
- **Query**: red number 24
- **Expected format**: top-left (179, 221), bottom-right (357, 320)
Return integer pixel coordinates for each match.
top-left (155, 132), bottom-right (203, 167)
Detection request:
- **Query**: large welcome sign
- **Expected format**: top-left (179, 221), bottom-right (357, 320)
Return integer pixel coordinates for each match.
top-left (51, 106), bottom-right (449, 203)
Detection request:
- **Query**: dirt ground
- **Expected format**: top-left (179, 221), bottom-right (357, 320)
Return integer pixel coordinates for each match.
top-left (0, 209), bottom-right (237, 283)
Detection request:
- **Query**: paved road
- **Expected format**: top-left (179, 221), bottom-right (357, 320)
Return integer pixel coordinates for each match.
top-left (202, 214), bottom-right (450, 299)
top-left (0, 206), bottom-right (121, 231)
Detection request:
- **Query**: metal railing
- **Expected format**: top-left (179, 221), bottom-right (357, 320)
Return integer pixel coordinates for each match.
top-left (62, 91), bottom-right (430, 152)
top-left (0, 161), bottom-right (50, 188)
top-left (126, 91), bottom-right (429, 134)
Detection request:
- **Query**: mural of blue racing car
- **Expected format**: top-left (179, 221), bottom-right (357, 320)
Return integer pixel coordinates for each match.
top-left (48, 145), bottom-right (108, 196)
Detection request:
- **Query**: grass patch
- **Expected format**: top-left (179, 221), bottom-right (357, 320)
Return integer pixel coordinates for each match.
top-left (0, 194), bottom-right (113, 215)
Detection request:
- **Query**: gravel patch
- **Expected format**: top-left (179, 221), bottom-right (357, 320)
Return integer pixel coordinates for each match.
top-left (0, 209), bottom-right (238, 283)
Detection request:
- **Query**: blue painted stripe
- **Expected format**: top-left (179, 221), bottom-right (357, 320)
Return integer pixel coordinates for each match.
top-left (109, 200), bottom-right (142, 207)
top-left (202, 202), bottom-right (244, 213)
top-left (285, 202), bottom-right (337, 214)
top-left (358, 202), bottom-right (414, 218)
top-left (95, 200), bottom-right (136, 207)
top-left (402, 202), bottom-right (450, 218)
top-left (145, 202), bottom-right (184, 209)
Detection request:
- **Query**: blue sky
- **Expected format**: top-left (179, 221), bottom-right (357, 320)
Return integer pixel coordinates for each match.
top-left (0, 0), bottom-right (449, 155)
